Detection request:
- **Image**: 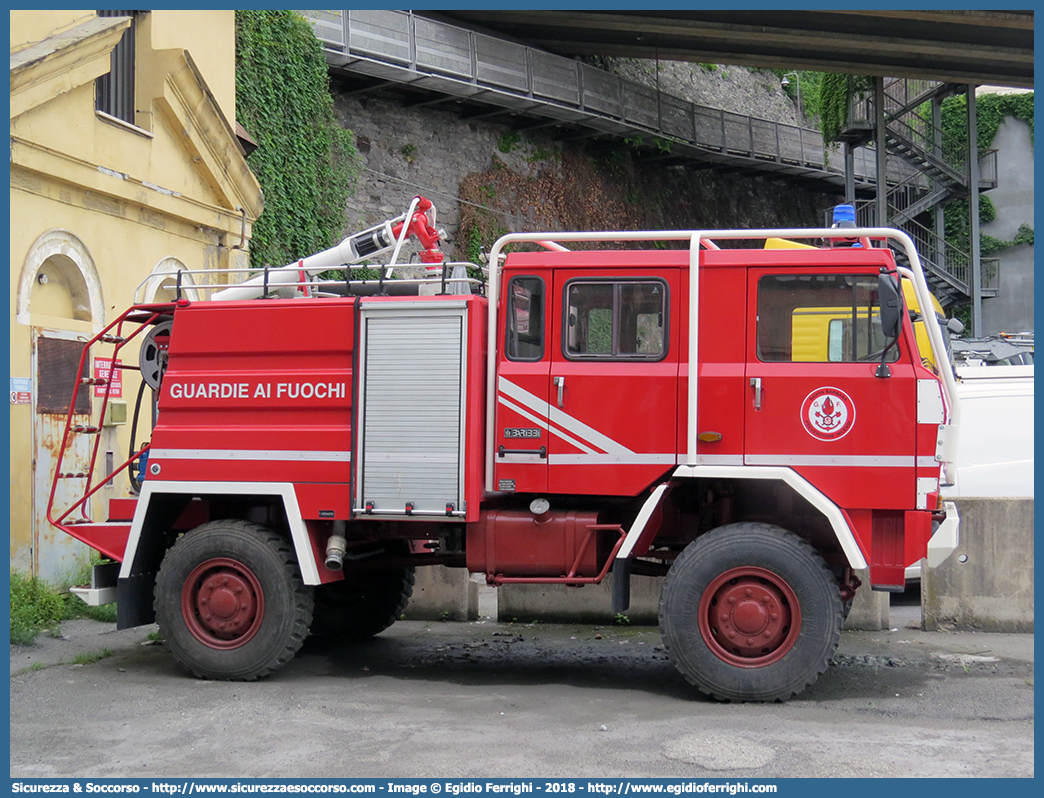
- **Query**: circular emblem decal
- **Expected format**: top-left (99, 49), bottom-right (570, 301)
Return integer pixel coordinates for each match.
top-left (801, 387), bottom-right (855, 441)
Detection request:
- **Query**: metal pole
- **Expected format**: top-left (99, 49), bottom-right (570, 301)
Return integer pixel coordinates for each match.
top-left (844, 142), bottom-right (855, 203)
top-left (932, 96), bottom-right (946, 277)
top-left (968, 85), bottom-right (982, 336)
top-left (874, 77), bottom-right (888, 226)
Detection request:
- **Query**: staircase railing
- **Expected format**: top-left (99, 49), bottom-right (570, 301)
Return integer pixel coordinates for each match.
top-left (829, 201), bottom-right (995, 302)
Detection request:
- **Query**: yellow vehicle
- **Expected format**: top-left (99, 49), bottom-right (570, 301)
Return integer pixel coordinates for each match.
top-left (766, 237), bottom-right (947, 369)
top-left (790, 283), bottom-right (944, 367)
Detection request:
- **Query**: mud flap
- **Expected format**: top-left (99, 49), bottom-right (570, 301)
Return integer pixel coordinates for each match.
top-left (611, 558), bottom-right (631, 614)
top-left (117, 572), bottom-right (157, 629)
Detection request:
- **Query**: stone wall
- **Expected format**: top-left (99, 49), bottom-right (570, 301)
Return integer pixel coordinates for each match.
top-left (332, 88), bottom-right (838, 271)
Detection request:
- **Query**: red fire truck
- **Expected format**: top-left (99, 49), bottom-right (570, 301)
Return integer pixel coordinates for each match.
top-left (48, 199), bottom-right (960, 701)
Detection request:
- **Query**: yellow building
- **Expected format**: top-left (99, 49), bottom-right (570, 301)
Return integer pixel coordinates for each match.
top-left (10, 11), bottom-right (263, 581)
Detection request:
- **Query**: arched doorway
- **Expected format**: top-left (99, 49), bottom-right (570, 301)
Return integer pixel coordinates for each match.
top-left (142, 256), bottom-right (201, 303)
top-left (17, 231), bottom-right (104, 583)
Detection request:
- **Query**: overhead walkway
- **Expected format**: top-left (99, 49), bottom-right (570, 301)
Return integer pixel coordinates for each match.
top-left (302, 10), bottom-right (894, 192)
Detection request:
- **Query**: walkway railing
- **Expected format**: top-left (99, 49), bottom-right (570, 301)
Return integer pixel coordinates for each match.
top-left (301, 9), bottom-right (882, 188)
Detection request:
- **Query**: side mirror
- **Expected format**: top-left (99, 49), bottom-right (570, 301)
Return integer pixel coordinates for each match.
top-left (878, 272), bottom-right (902, 340)
top-left (947, 317), bottom-right (965, 335)
top-left (875, 272), bottom-right (902, 378)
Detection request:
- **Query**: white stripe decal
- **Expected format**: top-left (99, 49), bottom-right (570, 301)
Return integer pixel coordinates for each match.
top-left (687, 454), bottom-right (744, 466)
top-left (148, 448), bottom-right (350, 463)
top-left (745, 454), bottom-right (916, 468)
top-left (549, 453), bottom-right (676, 466)
top-left (497, 453), bottom-right (545, 465)
top-left (497, 395), bottom-right (597, 454)
top-left (498, 377), bottom-right (633, 454)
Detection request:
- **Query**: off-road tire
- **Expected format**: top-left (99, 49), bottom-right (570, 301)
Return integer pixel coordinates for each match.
top-left (154, 520), bottom-right (314, 680)
top-left (659, 522), bottom-right (843, 702)
top-left (310, 565), bottom-right (416, 642)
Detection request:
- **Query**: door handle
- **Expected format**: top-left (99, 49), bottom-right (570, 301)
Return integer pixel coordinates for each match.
top-left (749, 377), bottom-right (762, 410)
top-left (553, 376), bottom-right (565, 408)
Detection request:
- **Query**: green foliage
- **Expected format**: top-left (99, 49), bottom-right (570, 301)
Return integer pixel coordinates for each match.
top-left (236, 11), bottom-right (360, 268)
top-left (773, 70), bottom-right (825, 122)
top-left (613, 612), bottom-right (631, 626)
top-left (982, 224), bottom-right (1034, 257)
top-left (525, 148), bottom-right (555, 163)
top-left (73, 649), bottom-right (112, 665)
top-left (940, 91), bottom-right (1034, 154)
top-left (940, 92), bottom-right (1034, 259)
top-left (10, 565), bottom-right (120, 645)
top-left (466, 225), bottom-right (484, 265)
top-left (400, 143), bottom-right (418, 163)
top-left (497, 131), bottom-right (522, 153)
top-left (10, 572), bottom-right (65, 645)
top-left (66, 596), bottom-right (119, 624)
top-left (819, 72), bottom-right (874, 144)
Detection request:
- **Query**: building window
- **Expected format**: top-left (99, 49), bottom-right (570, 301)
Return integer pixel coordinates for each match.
top-left (757, 273), bottom-right (901, 363)
top-left (563, 280), bottom-right (667, 360)
top-left (95, 10), bottom-right (138, 124)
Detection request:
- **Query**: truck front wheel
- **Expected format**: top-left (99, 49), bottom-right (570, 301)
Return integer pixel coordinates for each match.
top-left (154, 520), bottom-right (314, 680)
top-left (659, 522), bottom-right (842, 702)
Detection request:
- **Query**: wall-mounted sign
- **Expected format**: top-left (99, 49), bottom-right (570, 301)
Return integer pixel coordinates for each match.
top-left (10, 377), bottom-right (32, 404)
top-left (93, 358), bottom-right (122, 398)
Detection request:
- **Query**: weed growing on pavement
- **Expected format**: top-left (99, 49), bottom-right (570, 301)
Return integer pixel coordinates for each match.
top-left (73, 649), bottom-right (112, 665)
top-left (10, 569), bottom-right (118, 645)
top-left (10, 572), bottom-right (65, 645)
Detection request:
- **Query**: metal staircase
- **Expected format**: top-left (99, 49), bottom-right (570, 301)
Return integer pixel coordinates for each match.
top-left (842, 78), bottom-right (998, 307)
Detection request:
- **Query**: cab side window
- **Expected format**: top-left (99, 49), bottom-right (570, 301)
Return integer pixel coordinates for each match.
top-left (564, 280), bottom-right (667, 360)
top-left (505, 276), bottom-right (544, 361)
top-left (757, 274), bottom-right (900, 363)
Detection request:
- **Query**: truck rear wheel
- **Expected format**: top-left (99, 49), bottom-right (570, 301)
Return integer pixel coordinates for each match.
top-left (310, 564), bottom-right (416, 642)
top-left (659, 522), bottom-right (842, 702)
top-left (154, 520), bottom-right (314, 680)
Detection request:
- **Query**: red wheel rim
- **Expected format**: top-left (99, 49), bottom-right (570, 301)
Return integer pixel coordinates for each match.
top-left (181, 558), bottom-right (264, 649)
top-left (698, 566), bottom-right (801, 667)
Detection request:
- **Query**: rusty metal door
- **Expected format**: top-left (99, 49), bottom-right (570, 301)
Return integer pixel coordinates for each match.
top-left (32, 329), bottom-right (93, 583)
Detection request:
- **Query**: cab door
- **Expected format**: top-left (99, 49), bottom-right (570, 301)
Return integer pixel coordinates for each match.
top-left (547, 270), bottom-right (679, 496)
top-left (494, 274), bottom-right (550, 493)
top-left (743, 269), bottom-right (919, 511)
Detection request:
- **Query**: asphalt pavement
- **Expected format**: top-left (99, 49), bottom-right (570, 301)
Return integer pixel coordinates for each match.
top-left (9, 605), bottom-right (1034, 779)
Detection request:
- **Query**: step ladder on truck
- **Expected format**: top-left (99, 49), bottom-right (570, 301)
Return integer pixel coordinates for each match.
top-left (49, 200), bottom-right (961, 701)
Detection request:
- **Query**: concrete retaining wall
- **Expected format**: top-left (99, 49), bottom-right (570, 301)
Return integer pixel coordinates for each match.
top-left (923, 497), bottom-right (1034, 632)
top-left (406, 565), bottom-right (892, 630)
top-left (403, 566), bottom-right (477, 622)
top-left (498, 574), bottom-right (662, 625)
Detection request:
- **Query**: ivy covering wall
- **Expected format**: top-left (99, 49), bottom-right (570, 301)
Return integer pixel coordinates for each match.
top-left (818, 73), bottom-right (874, 145)
top-left (941, 92), bottom-right (1034, 256)
top-left (235, 10), bottom-right (360, 269)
